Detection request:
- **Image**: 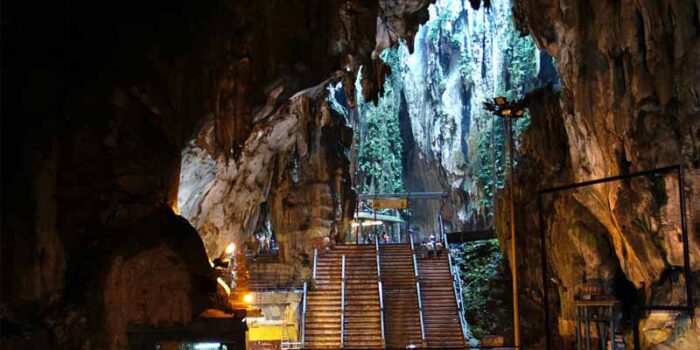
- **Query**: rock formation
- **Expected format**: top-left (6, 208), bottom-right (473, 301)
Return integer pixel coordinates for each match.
top-left (1, 0), bottom-right (432, 348)
top-left (3, 0), bottom-right (699, 349)
top-left (507, 0), bottom-right (700, 348)
top-left (179, 77), bottom-right (355, 277)
top-left (362, 0), bottom-right (555, 233)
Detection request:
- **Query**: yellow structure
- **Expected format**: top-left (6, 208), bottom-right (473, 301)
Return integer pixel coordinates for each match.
top-left (244, 291), bottom-right (301, 349)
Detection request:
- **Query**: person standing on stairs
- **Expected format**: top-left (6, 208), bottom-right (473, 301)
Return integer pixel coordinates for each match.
top-left (435, 240), bottom-right (443, 257)
top-left (426, 240), bottom-right (435, 259)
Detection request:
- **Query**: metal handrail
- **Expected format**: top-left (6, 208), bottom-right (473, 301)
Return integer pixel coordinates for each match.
top-left (416, 281), bottom-right (426, 341)
top-left (340, 255), bottom-right (346, 347)
top-left (447, 243), bottom-right (469, 340)
top-left (441, 215), bottom-right (468, 340)
top-left (376, 241), bottom-right (386, 347)
top-left (312, 248), bottom-right (318, 281)
top-left (301, 282), bottom-right (308, 346)
top-left (410, 233), bottom-right (415, 251)
top-left (412, 252), bottom-right (426, 342)
top-left (379, 281), bottom-right (386, 347)
top-left (412, 254), bottom-right (419, 277)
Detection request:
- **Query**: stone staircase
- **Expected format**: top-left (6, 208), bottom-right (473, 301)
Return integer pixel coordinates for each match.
top-left (304, 245), bottom-right (383, 349)
top-left (304, 250), bottom-right (342, 349)
top-left (304, 243), bottom-right (465, 349)
top-left (339, 245), bottom-right (383, 348)
top-left (379, 244), bottom-right (424, 348)
top-left (418, 255), bottom-right (466, 348)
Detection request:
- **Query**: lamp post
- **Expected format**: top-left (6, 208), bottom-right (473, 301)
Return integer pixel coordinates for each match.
top-left (484, 96), bottom-right (527, 348)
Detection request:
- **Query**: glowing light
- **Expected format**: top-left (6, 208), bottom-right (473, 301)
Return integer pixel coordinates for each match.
top-left (194, 343), bottom-right (221, 350)
top-left (225, 242), bottom-right (236, 255)
top-left (351, 220), bottom-right (383, 227)
top-left (217, 277), bottom-right (231, 295)
top-left (243, 293), bottom-right (254, 304)
top-left (494, 96), bottom-right (507, 106)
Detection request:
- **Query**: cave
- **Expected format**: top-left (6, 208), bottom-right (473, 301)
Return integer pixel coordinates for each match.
top-left (2, 0), bottom-right (700, 349)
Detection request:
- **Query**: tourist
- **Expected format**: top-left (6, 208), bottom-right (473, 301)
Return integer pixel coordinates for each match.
top-left (435, 240), bottom-right (443, 257)
top-left (426, 240), bottom-right (435, 259)
top-left (257, 231), bottom-right (267, 254)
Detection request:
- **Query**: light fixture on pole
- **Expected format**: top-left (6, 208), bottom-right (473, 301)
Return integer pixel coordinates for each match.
top-left (484, 96), bottom-right (527, 348)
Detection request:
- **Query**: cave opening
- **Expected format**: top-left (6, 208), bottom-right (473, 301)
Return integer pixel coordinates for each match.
top-left (4, 0), bottom-right (699, 349)
top-left (344, 0), bottom-right (559, 346)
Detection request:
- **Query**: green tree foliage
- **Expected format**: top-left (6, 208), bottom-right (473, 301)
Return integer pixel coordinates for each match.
top-left (452, 240), bottom-right (512, 338)
top-left (468, 9), bottom-right (539, 217)
top-left (356, 49), bottom-right (404, 194)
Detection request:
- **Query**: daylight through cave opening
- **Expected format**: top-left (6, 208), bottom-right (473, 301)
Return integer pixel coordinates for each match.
top-left (6, 0), bottom-right (699, 348)
top-left (339, 0), bottom-right (560, 343)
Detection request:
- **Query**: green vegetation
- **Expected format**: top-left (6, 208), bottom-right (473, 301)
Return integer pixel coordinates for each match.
top-left (355, 49), bottom-right (404, 194)
top-left (354, 0), bottom-right (544, 219)
top-left (465, 8), bottom-right (539, 217)
top-left (453, 239), bottom-right (512, 338)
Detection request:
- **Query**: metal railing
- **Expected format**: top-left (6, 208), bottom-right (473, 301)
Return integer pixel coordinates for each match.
top-left (312, 248), bottom-right (318, 281)
top-left (447, 245), bottom-right (468, 340)
top-left (375, 239), bottom-right (386, 348)
top-left (411, 234), bottom-right (426, 343)
top-left (301, 282), bottom-right (308, 346)
top-left (340, 255), bottom-right (346, 348)
top-left (441, 217), bottom-right (469, 341)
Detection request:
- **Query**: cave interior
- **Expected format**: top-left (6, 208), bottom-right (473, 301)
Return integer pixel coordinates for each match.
top-left (2, 0), bottom-right (700, 349)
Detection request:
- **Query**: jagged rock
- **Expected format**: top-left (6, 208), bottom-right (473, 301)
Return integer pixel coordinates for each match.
top-left (381, 0), bottom-right (547, 232)
top-left (179, 78), bottom-right (354, 281)
top-left (3, 0), bottom-right (434, 347)
top-left (508, 0), bottom-right (700, 348)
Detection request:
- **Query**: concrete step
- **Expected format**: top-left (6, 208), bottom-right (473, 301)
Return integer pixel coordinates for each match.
top-left (305, 329), bottom-right (341, 336)
top-left (304, 340), bottom-right (341, 348)
top-left (306, 311), bottom-right (341, 317)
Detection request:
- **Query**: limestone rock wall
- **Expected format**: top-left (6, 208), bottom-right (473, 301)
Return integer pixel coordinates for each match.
top-left (178, 78), bottom-right (354, 273)
top-left (377, 0), bottom-right (551, 233)
top-left (504, 0), bottom-right (700, 348)
top-left (2, 0), bottom-right (432, 348)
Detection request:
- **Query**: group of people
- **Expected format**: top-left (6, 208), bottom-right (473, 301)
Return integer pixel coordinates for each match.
top-left (250, 230), bottom-right (275, 256)
top-left (360, 231), bottom-right (393, 245)
top-left (422, 233), bottom-right (444, 258)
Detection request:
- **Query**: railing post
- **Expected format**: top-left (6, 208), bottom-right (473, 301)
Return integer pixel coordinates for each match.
top-left (341, 255), bottom-right (346, 348)
top-left (412, 252), bottom-right (426, 344)
top-left (301, 282), bottom-right (308, 346)
top-left (416, 281), bottom-right (426, 342)
top-left (379, 281), bottom-right (386, 348)
top-left (312, 248), bottom-right (318, 282)
top-left (376, 243), bottom-right (386, 348)
top-left (446, 239), bottom-right (469, 341)
top-left (413, 254), bottom-right (419, 278)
